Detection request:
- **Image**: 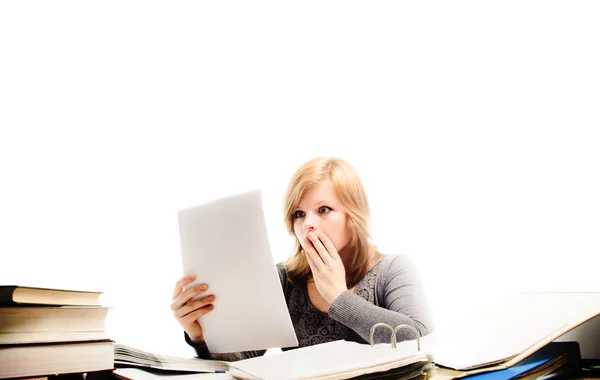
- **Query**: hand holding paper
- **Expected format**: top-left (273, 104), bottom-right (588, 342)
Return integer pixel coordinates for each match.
top-left (177, 189), bottom-right (298, 353)
top-left (170, 274), bottom-right (214, 344)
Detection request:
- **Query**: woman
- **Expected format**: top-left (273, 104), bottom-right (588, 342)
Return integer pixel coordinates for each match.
top-left (170, 157), bottom-right (434, 360)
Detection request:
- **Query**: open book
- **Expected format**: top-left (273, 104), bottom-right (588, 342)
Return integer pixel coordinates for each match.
top-left (114, 344), bottom-right (229, 373)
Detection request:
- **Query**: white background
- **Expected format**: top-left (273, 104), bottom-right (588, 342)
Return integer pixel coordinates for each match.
top-left (1, 1), bottom-right (599, 357)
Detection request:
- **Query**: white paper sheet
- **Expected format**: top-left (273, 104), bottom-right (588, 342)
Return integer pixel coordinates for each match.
top-left (178, 189), bottom-right (298, 353)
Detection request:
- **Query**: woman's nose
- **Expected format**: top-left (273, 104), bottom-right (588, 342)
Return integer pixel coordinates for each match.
top-left (303, 212), bottom-right (318, 231)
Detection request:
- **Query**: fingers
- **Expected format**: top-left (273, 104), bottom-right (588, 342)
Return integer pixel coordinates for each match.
top-left (170, 283), bottom-right (210, 311)
top-left (172, 275), bottom-right (196, 300)
top-left (304, 235), bottom-right (325, 273)
top-left (182, 303), bottom-right (215, 325)
top-left (173, 294), bottom-right (216, 318)
top-left (304, 240), bottom-right (320, 274)
top-left (317, 232), bottom-right (341, 261)
top-left (307, 231), bottom-right (334, 265)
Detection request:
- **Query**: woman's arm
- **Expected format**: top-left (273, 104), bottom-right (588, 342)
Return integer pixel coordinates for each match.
top-left (328, 255), bottom-right (434, 344)
top-left (185, 332), bottom-right (266, 360)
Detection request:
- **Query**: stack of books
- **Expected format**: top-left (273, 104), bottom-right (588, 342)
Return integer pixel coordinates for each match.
top-left (0, 285), bottom-right (114, 379)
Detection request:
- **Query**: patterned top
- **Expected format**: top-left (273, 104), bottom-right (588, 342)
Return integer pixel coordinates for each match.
top-left (287, 260), bottom-right (380, 347)
top-left (186, 254), bottom-right (433, 361)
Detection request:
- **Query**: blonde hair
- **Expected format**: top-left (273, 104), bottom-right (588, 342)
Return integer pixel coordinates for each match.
top-left (283, 157), bottom-right (381, 288)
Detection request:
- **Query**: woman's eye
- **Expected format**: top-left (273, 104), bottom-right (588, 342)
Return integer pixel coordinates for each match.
top-left (292, 210), bottom-right (305, 219)
top-left (319, 206), bottom-right (332, 214)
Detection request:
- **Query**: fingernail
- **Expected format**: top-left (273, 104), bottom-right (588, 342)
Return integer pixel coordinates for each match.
top-left (197, 284), bottom-right (208, 291)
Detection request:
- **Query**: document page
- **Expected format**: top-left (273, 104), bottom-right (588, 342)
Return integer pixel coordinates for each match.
top-left (178, 189), bottom-right (298, 353)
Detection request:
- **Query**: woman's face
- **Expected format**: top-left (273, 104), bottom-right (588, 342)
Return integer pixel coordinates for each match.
top-left (292, 180), bottom-right (352, 256)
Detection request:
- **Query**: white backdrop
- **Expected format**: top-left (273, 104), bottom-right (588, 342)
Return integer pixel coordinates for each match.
top-left (1, 1), bottom-right (599, 356)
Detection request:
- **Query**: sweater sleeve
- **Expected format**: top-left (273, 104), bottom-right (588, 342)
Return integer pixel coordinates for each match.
top-left (184, 262), bottom-right (289, 361)
top-left (327, 254), bottom-right (434, 344)
top-left (184, 331), bottom-right (267, 361)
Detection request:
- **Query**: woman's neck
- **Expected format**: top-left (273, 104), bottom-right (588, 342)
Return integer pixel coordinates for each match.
top-left (339, 245), bottom-right (381, 272)
top-left (338, 244), bottom-right (355, 270)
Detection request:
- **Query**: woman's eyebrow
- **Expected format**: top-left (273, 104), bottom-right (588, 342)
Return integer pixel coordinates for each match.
top-left (296, 199), bottom-right (333, 209)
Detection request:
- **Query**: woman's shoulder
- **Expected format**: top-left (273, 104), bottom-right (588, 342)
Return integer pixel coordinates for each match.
top-left (376, 253), bottom-right (422, 278)
top-left (276, 261), bottom-right (287, 273)
top-left (275, 261), bottom-right (290, 289)
top-left (376, 253), bottom-right (412, 267)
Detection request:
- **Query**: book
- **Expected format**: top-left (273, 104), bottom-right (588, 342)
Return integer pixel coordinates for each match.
top-left (0, 340), bottom-right (114, 379)
top-left (0, 306), bottom-right (108, 332)
top-left (0, 285), bottom-right (102, 306)
top-left (114, 343), bottom-right (230, 373)
top-left (0, 330), bottom-right (109, 345)
top-left (0, 305), bottom-right (109, 344)
top-left (177, 189), bottom-right (298, 353)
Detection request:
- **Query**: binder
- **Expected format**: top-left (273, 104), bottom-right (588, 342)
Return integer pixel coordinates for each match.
top-left (228, 326), bottom-right (432, 380)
